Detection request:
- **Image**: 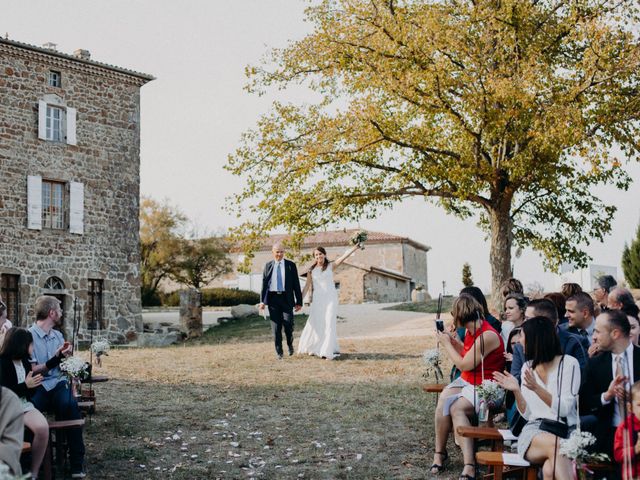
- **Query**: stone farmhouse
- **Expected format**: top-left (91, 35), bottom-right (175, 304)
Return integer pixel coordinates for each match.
top-left (0, 38), bottom-right (153, 342)
top-left (222, 229), bottom-right (430, 304)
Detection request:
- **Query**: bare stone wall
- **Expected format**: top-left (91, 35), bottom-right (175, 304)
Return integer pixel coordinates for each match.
top-left (0, 41), bottom-right (148, 342)
top-left (363, 272), bottom-right (410, 303)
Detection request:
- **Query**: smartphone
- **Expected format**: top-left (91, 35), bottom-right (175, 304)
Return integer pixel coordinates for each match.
top-left (435, 319), bottom-right (444, 332)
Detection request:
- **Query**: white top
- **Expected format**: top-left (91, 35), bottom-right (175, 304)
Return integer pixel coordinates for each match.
top-left (518, 355), bottom-right (581, 426)
top-left (601, 341), bottom-right (635, 426)
top-left (12, 360), bottom-right (26, 384)
top-left (269, 260), bottom-right (286, 292)
top-left (501, 321), bottom-right (515, 347)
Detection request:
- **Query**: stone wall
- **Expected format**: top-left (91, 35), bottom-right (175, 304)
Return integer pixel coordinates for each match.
top-left (363, 272), bottom-right (410, 303)
top-left (0, 40), bottom-right (151, 342)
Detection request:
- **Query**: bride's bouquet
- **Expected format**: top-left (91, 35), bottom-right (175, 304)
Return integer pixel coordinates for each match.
top-left (423, 348), bottom-right (444, 383)
top-left (350, 230), bottom-right (368, 249)
top-left (559, 430), bottom-right (609, 480)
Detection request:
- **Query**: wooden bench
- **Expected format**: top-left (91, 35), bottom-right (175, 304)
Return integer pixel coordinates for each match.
top-left (422, 383), bottom-right (446, 393)
top-left (456, 426), bottom-right (506, 450)
top-left (47, 419), bottom-right (86, 479)
top-left (476, 451), bottom-right (614, 480)
top-left (81, 375), bottom-right (109, 383)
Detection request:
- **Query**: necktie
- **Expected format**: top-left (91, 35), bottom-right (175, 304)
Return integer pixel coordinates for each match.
top-left (615, 355), bottom-right (626, 420)
top-left (276, 262), bottom-right (283, 291)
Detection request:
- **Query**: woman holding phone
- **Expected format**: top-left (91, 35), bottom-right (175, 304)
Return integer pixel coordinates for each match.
top-left (430, 294), bottom-right (504, 480)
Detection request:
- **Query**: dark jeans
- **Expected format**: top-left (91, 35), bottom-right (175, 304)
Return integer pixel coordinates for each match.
top-left (31, 381), bottom-right (85, 472)
top-left (267, 292), bottom-right (294, 355)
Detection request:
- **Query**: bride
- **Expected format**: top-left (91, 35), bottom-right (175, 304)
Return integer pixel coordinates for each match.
top-left (298, 244), bottom-right (361, 359)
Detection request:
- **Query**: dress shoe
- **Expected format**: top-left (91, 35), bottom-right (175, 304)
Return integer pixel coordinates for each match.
top-left (276, 353), bottom-right (283, 360)
top-left (288, 348), bottom-right (294, 356)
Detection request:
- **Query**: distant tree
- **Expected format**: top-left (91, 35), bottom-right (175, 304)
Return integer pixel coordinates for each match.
top-left (227, 0), bottom-right (640, 311)
top-left (622, 223), bottom-right (640, 288)
top-left (139, 197), bottom-right (186, 305)
top-left (462, 263), bottom-right (474, 288)
top-left (171, 237), bottom-right (233, 290)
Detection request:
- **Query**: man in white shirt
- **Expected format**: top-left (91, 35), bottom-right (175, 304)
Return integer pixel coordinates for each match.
top-left (581, 309), bottom-right (639, 458)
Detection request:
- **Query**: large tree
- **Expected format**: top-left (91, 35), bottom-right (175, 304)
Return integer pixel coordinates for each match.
top-left (139, 196), bottom-right (186, 305)
top-left (170, 237), bottom-right (233, 290)
top-left (227, 0), bottom-right (640, 306)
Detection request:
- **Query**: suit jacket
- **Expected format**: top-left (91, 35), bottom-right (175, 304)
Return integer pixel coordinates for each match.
top-left (510, 328), bottom-right (589, 383)
top-left (261, 259), bottom-right (303, 308)
top-left (580, 345), bottom-right (640, 419)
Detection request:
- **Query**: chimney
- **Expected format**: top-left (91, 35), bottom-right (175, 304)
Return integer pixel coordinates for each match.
top-left (42, 42), bottom-right (57, 51)
top-left (73, 49), bottom-right (91, 60)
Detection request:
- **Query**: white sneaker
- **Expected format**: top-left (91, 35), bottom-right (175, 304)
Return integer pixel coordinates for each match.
top-left (71, 472), bottom-right (87, 479)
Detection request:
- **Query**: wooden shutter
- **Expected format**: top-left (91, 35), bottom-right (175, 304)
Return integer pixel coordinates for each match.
top-left (66, 107), bottom-right (77, 145)
top-left (38, 100), bottom-right (47, 140)
top-left (27, 175), bottom-right (42, 230)
top-left (69, 181), bottom-right (84, 234)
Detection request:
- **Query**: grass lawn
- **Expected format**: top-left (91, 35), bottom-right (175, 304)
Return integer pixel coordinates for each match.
top-left (197, 314), bottom-right (309, 344)
top-left (80, 323), bottom-right (462, 479)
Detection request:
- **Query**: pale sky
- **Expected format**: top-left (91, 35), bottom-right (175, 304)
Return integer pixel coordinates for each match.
top-left (4, 0), bottom-right (640, 297)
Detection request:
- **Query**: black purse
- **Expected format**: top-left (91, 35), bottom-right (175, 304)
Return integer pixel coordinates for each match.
top-left (538, 355), bottom-right (569, 439)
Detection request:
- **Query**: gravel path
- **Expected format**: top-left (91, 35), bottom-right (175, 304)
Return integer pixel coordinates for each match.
top-left (142, 303), bottom-right (438, 339)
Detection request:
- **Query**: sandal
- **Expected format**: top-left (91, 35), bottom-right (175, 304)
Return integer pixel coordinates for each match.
top-left (458, 463), bottom-right (476, 480)
top-left (429, 451), bottom-right (448, 474)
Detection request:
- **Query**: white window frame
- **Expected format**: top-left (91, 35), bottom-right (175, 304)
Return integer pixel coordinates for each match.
top-left (38, 96), bottom-right (77, 145)
top-left (48, 70), bottom-right (61, 87)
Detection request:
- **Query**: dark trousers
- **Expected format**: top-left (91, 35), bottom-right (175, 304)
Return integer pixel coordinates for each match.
top-left (31, 381), bottom-right (85, 472)
top-left (267, 292), bottom-right (294, 355)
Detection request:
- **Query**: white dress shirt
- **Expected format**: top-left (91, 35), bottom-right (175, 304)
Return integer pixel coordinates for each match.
top-left (269, 260), bottom-right (286, 292)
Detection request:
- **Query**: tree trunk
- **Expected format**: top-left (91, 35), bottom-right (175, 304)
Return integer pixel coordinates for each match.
top-left (488, 205), bottom-right (513, 314)
top-left (180, 289), bottom-right (203, 338)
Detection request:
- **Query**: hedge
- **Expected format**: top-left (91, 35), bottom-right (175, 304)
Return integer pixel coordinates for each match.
top-left (162, 288), bottom-right (260, 307)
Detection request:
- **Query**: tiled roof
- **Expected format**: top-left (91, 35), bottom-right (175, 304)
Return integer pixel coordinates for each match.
top-left (0, 38), bottom-right (154, 82)
top-left (259, 229), bottom-right (430, 252)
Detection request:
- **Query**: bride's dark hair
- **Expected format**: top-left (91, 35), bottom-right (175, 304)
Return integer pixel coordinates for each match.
top-left (308, 246), bottom-right (329, 272)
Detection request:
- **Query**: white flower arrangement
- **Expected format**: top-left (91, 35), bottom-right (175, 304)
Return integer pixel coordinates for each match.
top-left (0, 464), bottom-right (29, 480)
top-left (559, 430), bottom-right (609, 464)
top-left (350, 230), bottom-right (368, 248)
top-left (91, 339), bottom-right (110, 357)
top-left (476, 380), bottom-right (504, 408)
top-left (59, 356), bottom-right (89, 380)
top-left (422, 348), bottom-right (444, 383)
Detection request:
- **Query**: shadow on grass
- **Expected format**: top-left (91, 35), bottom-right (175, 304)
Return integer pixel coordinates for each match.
top-left (336, 352), bottom-right (419, 361)
top-left (190, 313), bottom-right (309, 345)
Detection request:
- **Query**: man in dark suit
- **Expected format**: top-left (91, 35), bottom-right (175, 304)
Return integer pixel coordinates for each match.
top-left (581, 309), bottom-right (640, 457)
top-left (510, 298), bottom-right (589, 381)
top-left (259, 243), bottom-right (303, 359)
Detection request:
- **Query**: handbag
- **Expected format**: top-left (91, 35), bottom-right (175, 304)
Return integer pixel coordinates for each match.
top-left (538, 355), bottom-right (569, 439)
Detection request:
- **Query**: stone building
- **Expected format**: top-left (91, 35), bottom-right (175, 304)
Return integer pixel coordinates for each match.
top-left (0, 38), bottom-right (153, 342)
top-left (221, 229), bottom-right (430, 304)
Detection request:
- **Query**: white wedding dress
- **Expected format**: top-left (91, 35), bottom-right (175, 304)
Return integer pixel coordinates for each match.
top-left (298, 263), bottom-right (340, 359)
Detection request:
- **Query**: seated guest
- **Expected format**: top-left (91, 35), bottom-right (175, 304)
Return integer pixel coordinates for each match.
top-left (608, 287), bottom-right (638, 313)
top-left (629, 314), bottom-right (640, 347)
top-left (581, 310), bottom-right (640, 458)
top-left (511, 299), bottom-right (588, 382)
top-left (494, 317), bottom-right (580, 480)
top-left (0, 386), bottom-right (24, 476)
top-left (544, 292), bottom-right (568, 325)
top-left (504, 327), bottom-right (522, 370)
top-left (29, 296), bottom-right (85, 479)
top-left (0, 301), bottom-right (13, 348)
top-left (561, 282), bottom-right (582, 299)
top-left (593, 275), bottom-right (617, 313)
top-left (431, 294), bottom-right (504, 480)
top-left (502, 293), bottom-right (527, 344)
top-left (614, 380), bottom-right (640, 479)
top-left (564, 292), bottom-right (596, 338)
top-left (501, 278), bottom-right (524, 298)
top-left (0, 328), bottom-right (51, 480)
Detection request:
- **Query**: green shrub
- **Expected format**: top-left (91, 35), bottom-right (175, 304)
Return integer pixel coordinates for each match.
top-left (201, 288), bottom-right (260, 306)
top-left (161, 288), bottom-right (260, 307)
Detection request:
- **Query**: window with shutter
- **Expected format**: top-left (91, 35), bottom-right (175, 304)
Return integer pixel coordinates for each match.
top-left (69, 182), bottom-right (84, 234)
top-left (27, 175), bottom-right (42, 230)
top-left (37, 95), bottom-right (77, 145)
top-left (42, 180), bottom-right (65, 230)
